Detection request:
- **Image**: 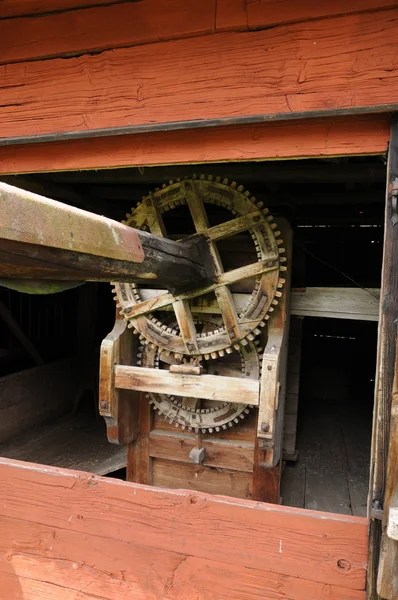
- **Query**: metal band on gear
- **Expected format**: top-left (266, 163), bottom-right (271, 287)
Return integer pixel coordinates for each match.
top-left (138, 324), bottom-right (262, 433)
top-left (113, 175), bottom-right (286, 358)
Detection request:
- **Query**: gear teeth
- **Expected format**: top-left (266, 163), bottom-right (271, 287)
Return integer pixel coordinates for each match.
top-left (241, 338), bottom-right (249, 346)
top-left (267, 215), bottom-right (274, 222)
top-left (233, 344), bottom-right (240, 351)
top-left (279, 248), bottom-right (286, 254)
top-left (237, 185), bottom-right (244, 192)
top-left (207, 175), bottom-right (214, 181)
top-left (225, 347), bottom-right (233, 354)
top-left (253, 328), bottom-right (261, 336)
top-left (268, 307), bottom-right (274, 313)
top-left (204, 353), bottom-right (210, 360)
top-left (272, 299), bottom-right (279, 306)
top-left (278, 277), bottom-right (286, 286)
top-left (271, 223), bottom-right (278, 230)
top-left (127, 322), bottom-right (134, 329)
top-left (275, 291), bottom-right (283, 298)
top-left (244, 190), bottom-right (250, 197)
top-left (230, 181), bottom-right (237, 189)
top-left (222, 424), bottom-right (227, 430)
top-left (199, 174), bottom-right (206, 180)
top-left (280, 265), bottom-right (288, 272)
top-left (218, 349), bottom-right (225, 357)
top-left (210, 352), bottom-right (217, 360)
top-left (280, 256), bottom-right (287, 263)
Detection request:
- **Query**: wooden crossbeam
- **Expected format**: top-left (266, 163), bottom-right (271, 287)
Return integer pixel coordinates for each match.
top-left (114, 365), bottom-right (260, 406)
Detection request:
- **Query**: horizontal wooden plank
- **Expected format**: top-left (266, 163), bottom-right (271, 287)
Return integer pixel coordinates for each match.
top-left (149, 430), bottom-right (254, 472)
top-left (0, 0), bottom-right (216, 65)
top-left (246, 0), bottom-right (398, 29)
top-left (152, 457), bottom-right (253, 498)
top-left (292, 287), bottom-right (380, 321)
top-left (0, 458), bottom-right (368, 590)
top-left (0, 0), bottom-right (117, 18)
top-left (0, 514), bottom-right (366, 600)
top-left (0, 115), bottom-right (389, 174)
top-left (0, 10), bottom-right (397, 141)
top-left (137, 287), bottom-right (381, 321)
top-left (115, 365), bottom-right (260, 405)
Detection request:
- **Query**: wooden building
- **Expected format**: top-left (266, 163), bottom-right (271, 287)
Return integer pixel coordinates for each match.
top-left (0, 1), bottom-right (397, 598)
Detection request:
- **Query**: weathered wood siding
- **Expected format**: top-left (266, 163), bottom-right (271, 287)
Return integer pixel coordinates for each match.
top-left (0, 0), bottom-right (396, 145)
top-left (0, 458), bottom-right (368, 599)
top-left (0, 115), bottom-right (390, 174)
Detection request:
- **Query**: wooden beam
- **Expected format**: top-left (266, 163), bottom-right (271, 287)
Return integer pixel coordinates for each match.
top-left (246, 0), bottom-right (398, 29)
top-left (0, 0), bottom-right (120, 17)
top-left (0, 458), bottom-right (368, 592)
top-left (0, 10), bottom-right (397, 142)
top-left (291, 287), bottom-right (380, 321)
top-left (0, 182), bottom-right (211, 287)
top-left (137, 286), bottom-right (381, 321)
top-left (0, 0), bottom-right (216, 65)
top-left (115, 365), bottom-right (260, 405)
top-left (368, 116), bottom-right (398, 598)
top-left (0, 115), bottom-right (389, 174)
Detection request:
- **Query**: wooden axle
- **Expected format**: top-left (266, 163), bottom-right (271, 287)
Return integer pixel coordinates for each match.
top-left (0, 182), bottom-right (213, 290)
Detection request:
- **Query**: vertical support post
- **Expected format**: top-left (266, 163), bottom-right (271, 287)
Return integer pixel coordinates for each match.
top-left (368, 115), bottom-right (398, 599)
top-left (253, 220), bottom-right (292, 503)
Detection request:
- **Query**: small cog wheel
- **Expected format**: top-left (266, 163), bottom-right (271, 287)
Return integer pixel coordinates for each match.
top-left (138, 318), bottom-right (263, 432)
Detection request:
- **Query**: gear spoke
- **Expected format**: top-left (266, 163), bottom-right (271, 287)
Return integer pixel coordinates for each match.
top-left (145, 192), bottom-right (167, 237)
top-left (172, 299), bottom-right (199, 355)
top-left (184, 180), bottom-right (209, 233)
top-left (214, 285), bottom-right (241, 345)
top-left (205, 210), bottom-right (263, 242)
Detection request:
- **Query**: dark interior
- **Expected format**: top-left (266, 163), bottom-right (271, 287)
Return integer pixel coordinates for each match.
top-left (0, 155), bottom-right (386, 511)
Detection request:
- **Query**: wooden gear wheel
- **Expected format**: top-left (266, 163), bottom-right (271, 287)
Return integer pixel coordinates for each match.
top-left (137, 317), bottom-right (263, 432)
top-left (113, 175), bottom-right (286, 358)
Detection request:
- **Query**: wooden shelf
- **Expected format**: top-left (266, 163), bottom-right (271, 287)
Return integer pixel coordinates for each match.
top-left (0, 411), bottom-right (126, 476)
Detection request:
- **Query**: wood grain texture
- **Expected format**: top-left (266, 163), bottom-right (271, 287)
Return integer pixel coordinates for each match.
top-left (0, 0), bottom-right (118, 18)
top-left (216, 0), bottom-right (247, 31)
top-left (0, 115), bottom-right (389, 174)
top-left (368, 117), bottom-right (398, 598)
top-left (246, 0), bottom-right (398, 29)
top-left (115, 365), bottom-right (260, 405)
top-left (152, 458), bottom-right (253, 499)
top-left (0, 514), bottom-right (366, 600)
top-left (0, 9), bottom-right (397, 140)
top-left (0, 0), bottom-right (216, 65)
top-left (0, 413), bottom-right (126, 476)
top-left (0, 458), bottom-right (368, 592)
top-left (0, 360), bottom-right (77, 444)
top-left (149, 430), bottom-right (254, 472)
